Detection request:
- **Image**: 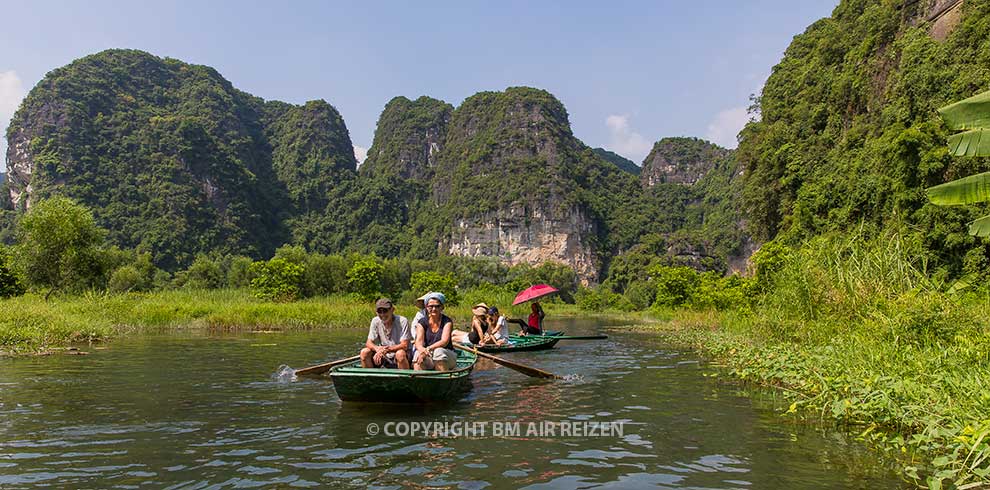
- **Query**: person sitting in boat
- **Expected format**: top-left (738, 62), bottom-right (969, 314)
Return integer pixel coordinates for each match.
top-left (468, 303), bottom-right (491, 346)
top-left (485, 306), bottom-right (511, 346)
top-left (410, 291), bottom-right (437, 360)
top-left (413, 293), bottom-right (458, 372)
top-left (360, 298), bottom-right (411, 369)
top-left (519, 302), bottom-right (545, 335)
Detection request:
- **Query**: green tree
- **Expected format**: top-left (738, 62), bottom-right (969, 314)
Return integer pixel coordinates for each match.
top-left (0, 246), bottom-right (26, 298)
top-left (347, 257), bottom-right (384, 300)
top-left (410, 271), bottom-right (459, 306)
top-left (14, 196), bottom-right (105, 296)
top-left (250, 258), bottom-right (304, 302)
top-left (180, 255), bottom-right (224, 289)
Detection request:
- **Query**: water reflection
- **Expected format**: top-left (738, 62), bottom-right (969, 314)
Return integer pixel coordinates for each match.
top-left (0, 319), bottom-right (907, 488)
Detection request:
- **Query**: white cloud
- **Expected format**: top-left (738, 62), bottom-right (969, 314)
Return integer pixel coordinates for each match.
top-left (604, 114), bottom-right (652, 163)
top-left (0, 71), bottom-right (27, 172)
top-left (705, 106), bottom-right (750, 149)
top-left (353, 144), bottom-right (368, 167)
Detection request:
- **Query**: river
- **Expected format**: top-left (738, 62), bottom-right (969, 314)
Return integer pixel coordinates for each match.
top-left (0, 317), bottom-right (906, 488)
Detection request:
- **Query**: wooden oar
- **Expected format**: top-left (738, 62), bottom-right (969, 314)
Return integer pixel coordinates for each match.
top-left (294, 355), bottom-right (361, 376)
top-left (453, 343), bottom-right (560, 379)
top-left (551, 335), bottom-right (608, 340)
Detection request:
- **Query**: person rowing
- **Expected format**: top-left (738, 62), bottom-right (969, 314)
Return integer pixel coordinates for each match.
top-left (360, 298), bottom-right (411, 369)
top-left (517, 302), bottom-right (545, 335)
top-left (413, 293), bottom-right (457, 371)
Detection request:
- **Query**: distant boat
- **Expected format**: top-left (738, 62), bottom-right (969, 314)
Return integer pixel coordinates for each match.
top-left (475, 331), bottom-right (564, 353)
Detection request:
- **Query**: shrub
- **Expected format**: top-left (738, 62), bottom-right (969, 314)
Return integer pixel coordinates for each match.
top-left (651, 266), bottom-right (701, 308)
top-left (250, 258), bottom-right (305, 302)
top-left (305, 253), bottom-right (351, 296)
top-left (0, 246), bottom-right (26, 298)
top-left (410, 270), bottom-right (459, 305)
top-left (108, 265), bottom-right (144, 293)
top-left (225, 255), bottom-right (255, 289)
top-left (576, 285), bottom-right (634, 312)
top-left (347, 257), bottom-right (384, 301)
top-left (181, 255), bottom-right (224, 289)
top-left (624, 280), bottom-right (656, 310)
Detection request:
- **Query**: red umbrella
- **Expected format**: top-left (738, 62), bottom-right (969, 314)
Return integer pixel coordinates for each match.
top-left (512, 284), bottom-right (559, 305)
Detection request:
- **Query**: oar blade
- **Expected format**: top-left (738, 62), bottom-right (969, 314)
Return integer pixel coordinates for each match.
top-left (294, 355), bottom-right (361, 377)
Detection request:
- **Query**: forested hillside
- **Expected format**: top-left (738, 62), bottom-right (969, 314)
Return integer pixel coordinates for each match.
top-left (738, 0), bottom-right (990, 279)
top-left (593, 148), bottom-right (640, 175)
top-left (3, 50), bottom-right (743, 281)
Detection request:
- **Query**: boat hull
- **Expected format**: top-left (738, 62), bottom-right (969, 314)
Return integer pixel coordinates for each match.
top-left (330, 351), bottom-right (476, 403)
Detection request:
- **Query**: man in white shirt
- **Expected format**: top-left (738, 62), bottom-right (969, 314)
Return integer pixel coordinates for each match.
top-left (360, 298), bottom-right (411, 369)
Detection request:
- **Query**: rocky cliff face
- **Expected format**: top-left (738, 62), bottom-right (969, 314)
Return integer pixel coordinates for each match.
top-left (447, 205), bottom-right (598, 280)
top-left (432, 88), bottom-right (632, 283)
top-left (641, 137), bottom-right (731, 187)
top-left (359, 96), bottom-right (452, 182)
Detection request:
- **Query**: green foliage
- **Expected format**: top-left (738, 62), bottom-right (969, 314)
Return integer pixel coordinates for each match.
top-left (108, 266), bottom-right (144, 293)
top-left (249, 257), bottom-right (304, 302)
top-left (575, 285), bottom-right (634, 312)
top-left (409, 271), bottom-right (459, 306)
top-left (750, 240), bottom-right (794, 292)
top-left (925, 89), bottom-right (990, 236)
top-left (14, 196), bottom-right (106, 294)
top-left (592, 147), bottom-right (640, 175)
top-left (303, 253), bottom-right (351, 296)
top-left (737, 0), bottom-right (990, 278)
top-left (176, 255), bottom-right (224, 289)
top-left (0, 246), bottom-right (26, 298)
top-left (224, 255), bottom-right (255, 288)
top-left (651, 266), bottom-right (701, 309)
top-left (623, 280), bottom-right (656, 310)
top-left (346, 257), bottom-right (384, 301)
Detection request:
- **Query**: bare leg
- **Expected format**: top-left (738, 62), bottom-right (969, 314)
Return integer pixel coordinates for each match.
top-left (395, 349), bottom-right (410, 370)
top-left (360, 347), bottom-right (375, 368)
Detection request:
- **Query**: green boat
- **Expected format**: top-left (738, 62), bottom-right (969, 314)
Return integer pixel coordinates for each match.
top-left (330, 350), bottom-right (478, 403)
top-left (476, 331), bottom-right (564, 353)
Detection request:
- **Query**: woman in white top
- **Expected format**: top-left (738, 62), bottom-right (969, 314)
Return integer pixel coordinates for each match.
top-left (484, 306), bottom-right (510, 346)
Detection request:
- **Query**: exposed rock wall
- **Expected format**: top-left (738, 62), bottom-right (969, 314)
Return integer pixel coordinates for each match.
top-left (448, 204), bottom-right (598, 283)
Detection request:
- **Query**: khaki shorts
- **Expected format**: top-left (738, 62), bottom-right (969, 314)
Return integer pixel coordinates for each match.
top-left (419, 348), bottom-right (457, 370)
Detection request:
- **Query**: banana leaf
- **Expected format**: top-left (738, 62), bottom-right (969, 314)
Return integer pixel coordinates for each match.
top-left (969, 214), bottom-right (990, 237)
top-left (946, 129), bottom-right (990, 156)
top-left (938, 89), bottom-right (990, 131)
top-left (926, 171), bottom-right (990, 205)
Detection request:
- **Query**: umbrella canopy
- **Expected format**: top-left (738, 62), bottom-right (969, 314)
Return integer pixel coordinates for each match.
top-left (512, 284), bottom-right (559, 305)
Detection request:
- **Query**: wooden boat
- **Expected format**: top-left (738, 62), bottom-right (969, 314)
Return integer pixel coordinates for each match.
top-left (476, 331), bottom-right (564, 353)
top-left (330, 350), bottom-right (477, 403)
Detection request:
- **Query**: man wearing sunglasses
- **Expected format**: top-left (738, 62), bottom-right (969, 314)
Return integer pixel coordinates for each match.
top-left (360, 298), bottom-right (411, 369)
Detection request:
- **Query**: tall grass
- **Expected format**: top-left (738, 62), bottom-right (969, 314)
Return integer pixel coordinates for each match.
top-left (0, 288), bottom-right (588, 354)
top-left (656, 231), bottom-right (990, 488)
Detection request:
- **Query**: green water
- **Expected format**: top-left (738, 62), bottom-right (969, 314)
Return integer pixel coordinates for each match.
top-left (0, 318), bottom-right (906, 489)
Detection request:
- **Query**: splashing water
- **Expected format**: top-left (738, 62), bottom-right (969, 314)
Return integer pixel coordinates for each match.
top-left (273, 364), bottom-right (297, 383)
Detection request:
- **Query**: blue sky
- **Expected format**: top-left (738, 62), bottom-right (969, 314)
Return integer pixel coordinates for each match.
top-left (0, 1), bottom-right (838, 170)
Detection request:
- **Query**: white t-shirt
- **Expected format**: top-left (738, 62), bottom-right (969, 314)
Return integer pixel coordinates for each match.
top-left (410, 309), bottom-right (426, 342)
top-left (492, 316), bottom-right (509, 340)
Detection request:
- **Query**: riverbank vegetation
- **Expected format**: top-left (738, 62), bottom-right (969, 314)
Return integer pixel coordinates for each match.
top-left (0, 288), bottom-right (591, 355)
top-left (619, 231), bottom-right (990, 489)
